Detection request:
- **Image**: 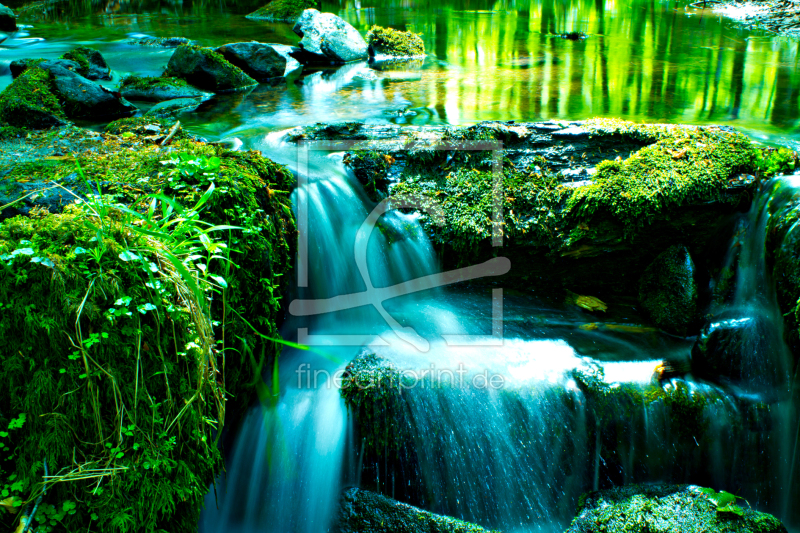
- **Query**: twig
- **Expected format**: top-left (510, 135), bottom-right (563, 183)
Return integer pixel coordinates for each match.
top-left (160, 121), bottom-right (181, 147)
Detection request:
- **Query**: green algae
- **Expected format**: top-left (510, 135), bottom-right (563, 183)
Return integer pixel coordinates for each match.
top-left (120, 75), bottom-right (192, 92)
top-left (0, 67), bottom-right (67, 129)
top-left (246, 0), bottom-right (318, 22)
top-left (366, 26), bottom-right (425, 57)
top-left (0, 134), bottom-right (296, 533)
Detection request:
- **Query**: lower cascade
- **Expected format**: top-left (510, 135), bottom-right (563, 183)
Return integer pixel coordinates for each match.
top-left (202, 131), bottom-right (800, 533)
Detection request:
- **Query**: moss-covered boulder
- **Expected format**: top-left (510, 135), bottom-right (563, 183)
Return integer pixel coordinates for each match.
top-left (118, 75), bottom-right (210, 102)
top-left (214, 42), bottom-right (288, 82)
top-left (565, 484), bottom-right (786, 533)
top-left (246, 0), bottom-right (317, 22)
top-left (366, 26), bottom-right (425, 57)
top-left (60, 46), bottom-right (111, 80)
top-left (9, 58), bottom-right (44, 78)
top-left (42, 60), bottom-right (137, 120)
top-left (0, 2), bottom-right (16, 32)
top-left (0, 130), bottom-right (295, 533)
top-left (638, 245), bottom-right (698, 336)
top-left (0, 66), bottom-right (68, 128)
top-left (164, 44), bottom-right (258, 93)
top-left (335, 488), bottom-right (496, 533)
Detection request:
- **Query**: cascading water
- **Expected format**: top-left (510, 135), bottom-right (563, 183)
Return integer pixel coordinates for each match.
top-left (202, 134), bottom-right (800, 533)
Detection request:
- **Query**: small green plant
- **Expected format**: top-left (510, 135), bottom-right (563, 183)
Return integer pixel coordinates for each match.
top-left (698, 487), bottom-right (747, 515)
top-left (755, 147), bottom-right (797, 178)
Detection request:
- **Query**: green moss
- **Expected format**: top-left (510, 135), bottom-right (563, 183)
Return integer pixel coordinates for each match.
top-left (0, 67), bottom-right (67, 129)
top-left (164, 45), bottom-right (257, 93)
top-left (0, 125), bottom-right (26, 141)
top-left (0, 138), bottom-right (296, 533)
top-left (60, 47), bottom-right (91, 73)
top-left (366, 26), bottom-right (425, 57)
top-left (119, 75), bottom-right (192, 92)
top-left (246, 0), bottom-right (318, 21)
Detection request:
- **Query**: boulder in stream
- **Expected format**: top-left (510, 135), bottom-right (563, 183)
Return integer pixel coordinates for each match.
top-left (638, 244), bottom-right (699, 336)
top-left (565, 484), bottom-right (786, 533)
top-left (214, 42), bottom-right (288, 82)
top-left (60, 46), bottom-right (112, 80)
top-left (118, 75), bottom-right (211, 101)
top-left (0, 3), bottom-right (16, 32)
top-left (164, 44), bottom-right (258, 93)
top-left (366, 26), bottom-right (425, 58)
top-left (292, 9), bottom-right (368, 64)
top-left (246, 0), bottom-right (318, 22)
top-left (0, 65), bottom-right (69, 128)
top-left (335, 488), bottom-right (496, 533)
top-left (9, 58), bottom-right (45, 78)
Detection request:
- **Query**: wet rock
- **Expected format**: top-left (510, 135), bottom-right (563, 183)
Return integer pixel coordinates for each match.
top-left (119, 75), bottom-right (210, 101)
top-left (39, 60), bottom-right (137, 121)
top-left (366, 26), bottom-right (425, 57)
top-left (565, 484), bottom-right (786, 533)
top-left (144, 97), bottom-right (204, 118)
top-left (0, 175), bottom-right (89, 220)
top-left (691, 311), bottom-right (789, 396)
top-left (214, 42), bottom-right (287, 82)
top-left (127, 36), bottom-right (196, 47)
top-left (60, 46), bottom-right (111, 80)
top-left (9, 58), bottom-right (44, 78)
top-left (334, 488), bottom-right (495, 533)
top-left (246, 0), bottom-right (317, 22)
top-left (164, 44), bottom-right (258, 93)
top-left (268, 43), bottom-right (303, 76)
top-left (292, 9), bottom-right (368, 64)
top-left (638, 245), bottom-right (698, 336)
top-left (0, 3), bottom-right (16, 33)
top-left (0, 66), bottom-right (69, 128)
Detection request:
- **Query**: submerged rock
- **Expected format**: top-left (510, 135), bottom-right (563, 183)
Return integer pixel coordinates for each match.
top-left (60, 46), bottom-right (112, 80)
top-left (0, 3), bottom-right (16, 32)
top-left (638, 245), bottom-right (699, 336)
top-left (246, 0), bottom-right (317, 22)
top-left (118, 75), bottom-right (210, 101)
top-left (126, 36), bottom-right (196, 47)
top-left (565, 484), bottom-right (786, 533)
top-left (335, 488), bottom-right (496, 533)
top-left (144, 97), bottom-right (204, 118)
top-left (164, 44), bottom-right (258, 93)
top-left (214, 42), bottom-right (288, 82)
top-left (366, 26), bottom-right (425, 57)
top-left (292, 9), bottom-right (368, 64)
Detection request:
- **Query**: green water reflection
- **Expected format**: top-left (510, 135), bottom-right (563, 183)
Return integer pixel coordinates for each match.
top-left (1, 0), bottom-right (799, 143)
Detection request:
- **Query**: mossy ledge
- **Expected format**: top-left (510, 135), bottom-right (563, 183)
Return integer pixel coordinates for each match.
top-left (245, 0), bottom-right (318, 22)
top-left (0, 128), bottom-right (295, 533)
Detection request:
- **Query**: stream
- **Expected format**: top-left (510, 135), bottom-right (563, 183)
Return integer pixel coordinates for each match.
top-left (2, 0), bottom-right (800, 531)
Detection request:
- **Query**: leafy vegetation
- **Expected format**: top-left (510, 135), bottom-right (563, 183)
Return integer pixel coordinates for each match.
top-left (0, 136), bottom-right (295, 533)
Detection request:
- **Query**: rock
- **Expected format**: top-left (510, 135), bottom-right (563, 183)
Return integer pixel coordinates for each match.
top-left (334, 488), bottom-right (495, 533)
top-left (60, 46), bottom-right (112, 80)
top-left (0, 3), bottom-right (16, 33)
top-left (214, 42), bottom-right (287, 82)
top-left (164, 44), bottom-right (258, 93)
top-left (0, 66), bottom-right (69, 128)
top-left (638, 245), bottom-right (698, 336)
top-left (144, 97), bottom-right (204, 118)
top-left (268, 43), bottom-right (303, 76)
top-left (565, 484), bottom-right (786, 533)
top-left (38, 60), bottom-right (137, 121)
top-left (118, 76), bottom-right (210, 101)
top-left (292, 9), bottom-right (368, 64)
top-left (246, 0), bottom-right (317, 22)
top-left (366, 26), bottom-right (424, 57)
top-left (9, 58), bottom-right (44, 79)
top-left (691, 311), bottom-right (789, 396)
top-left (127, 36), bottom-right (196, 47)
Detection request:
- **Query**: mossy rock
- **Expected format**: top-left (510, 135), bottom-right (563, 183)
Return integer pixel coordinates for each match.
top-left (0, 66), bottom-right (68, 128)
top-left (566, 484), bottom-right (786, 533)
top-left (60, 46), bottom-right (111, 80)
top-left (246, 0), bottom-right (318, 22)
top-left (366, 26), bottom-right (425, 57)
top-left (335, 488), bottom-right (497, 533)
top-left (118, 75), bottom-right (210, 102)
top-left (9, 58), bottom-right (45, 79)
top-left (0, 135), bottom-right (295, 533)
top-left (638, 245), bottom-right (698, 336)
top-left (164, 45), bottom-right (258, 93)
